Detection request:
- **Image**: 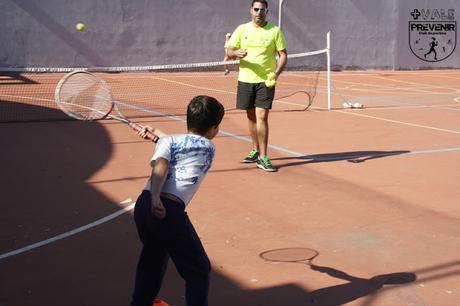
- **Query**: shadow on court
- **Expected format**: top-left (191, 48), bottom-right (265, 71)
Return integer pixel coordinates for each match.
top-left (0, 102), bottom-right (126, 305)
top-left (161, 259), bottom-right (460, 305)
top-left (273, 150), bottom-right (411, 168)
top-left (156, 261), bottom-right (418, 306)
top-left (2, 103), bottom-right (458, 306)
top-left (0, 100), bottom-right (70, 122)
top-left (0, 73), bottom-right (38, 85)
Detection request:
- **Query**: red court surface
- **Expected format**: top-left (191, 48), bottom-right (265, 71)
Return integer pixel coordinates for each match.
top-left (1, 70), bottom-right (459, 306)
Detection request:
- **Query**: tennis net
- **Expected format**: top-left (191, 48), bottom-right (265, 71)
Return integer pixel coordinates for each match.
top-left (0, 49), bottom-right (330, 122)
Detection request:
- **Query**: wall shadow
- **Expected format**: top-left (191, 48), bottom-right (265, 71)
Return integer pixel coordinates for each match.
top-left (11, 0), bottom-right (109, 66)
top-left (0, 100), bottom-right (69, 122)
top-left (1, 102), bottom-right (456, 305)
top-left (0, 72), bottom-right (38, 85)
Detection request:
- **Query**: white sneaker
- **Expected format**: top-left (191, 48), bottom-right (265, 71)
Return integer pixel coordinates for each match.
top-left (343, 102), bottom-right (363, 109)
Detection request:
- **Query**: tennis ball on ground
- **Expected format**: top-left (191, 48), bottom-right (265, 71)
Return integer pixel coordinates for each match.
top-left (265, 72), bottom-right (276, 88)
top-left (75, 23), bottom-right (86, 32)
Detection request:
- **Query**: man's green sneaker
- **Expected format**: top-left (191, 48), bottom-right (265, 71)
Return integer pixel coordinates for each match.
top-left (242, 149), bottom-right (259, 163)
top-left (256, 156), bottom-right (278, 172)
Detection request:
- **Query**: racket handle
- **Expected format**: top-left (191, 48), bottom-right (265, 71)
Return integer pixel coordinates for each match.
top-left (130, 123), bottom-right (160, 143)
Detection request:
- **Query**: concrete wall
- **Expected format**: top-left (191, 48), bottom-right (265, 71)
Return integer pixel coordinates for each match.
top-left (1, 0), bottom-right (459, 69)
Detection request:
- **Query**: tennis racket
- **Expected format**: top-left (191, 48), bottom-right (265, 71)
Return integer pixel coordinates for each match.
top-left (276, 90), bottom-right (314, 111)
top-left (55, 71), bottom-right (161, 142)
top-left (259, 247), bottom-right (319, 266)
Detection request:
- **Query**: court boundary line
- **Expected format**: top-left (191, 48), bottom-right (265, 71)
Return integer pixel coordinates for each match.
top-left (0, 203), bottom-right (134, 260)
top-left (334, 109), bottom-right (460, 134)
top-left (2, 144), bottom-right (459, 261)
top-left (2, 105), bottom-right (460, 261)
top-left (2, 97), bottom-right (459, 261)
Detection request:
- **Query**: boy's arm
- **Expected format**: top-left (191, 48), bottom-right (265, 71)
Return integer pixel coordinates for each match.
top-left (150, 157), bottom-right (169, 219)
top-left (137, 125), bottom-right (167, 139)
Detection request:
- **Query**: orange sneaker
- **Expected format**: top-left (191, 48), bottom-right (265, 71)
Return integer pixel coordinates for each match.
top-left (153, 299), bottom-right (170, 306)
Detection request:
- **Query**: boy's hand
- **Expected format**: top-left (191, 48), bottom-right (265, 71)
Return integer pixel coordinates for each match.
top-left (151, 197), bottom-right (166, 219)
top-left (137, 125), bottom-right (167, 139)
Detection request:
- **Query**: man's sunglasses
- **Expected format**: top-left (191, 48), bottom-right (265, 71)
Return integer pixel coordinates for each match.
top-left (253, 7), bottom-right (267, 14)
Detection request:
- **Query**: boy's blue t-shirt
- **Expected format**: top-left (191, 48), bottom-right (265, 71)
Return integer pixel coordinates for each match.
top-left (144, 134), bottom-right (215, 206)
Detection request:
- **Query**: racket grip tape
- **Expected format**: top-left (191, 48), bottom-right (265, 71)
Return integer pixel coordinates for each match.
top-left (130, 122), bottom-right (160, 143)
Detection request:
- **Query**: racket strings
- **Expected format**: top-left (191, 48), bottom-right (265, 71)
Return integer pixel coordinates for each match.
top-left (56, 72), bottom-right (113, 120)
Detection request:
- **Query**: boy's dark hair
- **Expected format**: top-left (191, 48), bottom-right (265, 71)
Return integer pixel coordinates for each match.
top-left (252, 0), bottom-right (268, 8)
top-left (187, 96), bottom-right (225, 135)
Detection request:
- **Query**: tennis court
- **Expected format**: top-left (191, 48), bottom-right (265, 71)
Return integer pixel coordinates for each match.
top-left (1, 67), bottom-right (459, 305)
top-left (1, 0), bottom-right (460, 305)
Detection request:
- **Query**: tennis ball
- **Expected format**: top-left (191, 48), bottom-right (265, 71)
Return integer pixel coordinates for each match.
top-left (265, 72), bottom-right (276, 88)
top-left (75, 23), bottom-right (86, 32)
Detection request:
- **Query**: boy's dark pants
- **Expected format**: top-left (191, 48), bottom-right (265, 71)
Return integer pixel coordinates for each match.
top-left (130, 190), bottom-right (210, 306)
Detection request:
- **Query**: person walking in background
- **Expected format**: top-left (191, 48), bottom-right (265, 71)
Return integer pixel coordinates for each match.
top-left (226, 0), bottom-right (287, 172)
top-left (223, 32), bottom-right (232, 75)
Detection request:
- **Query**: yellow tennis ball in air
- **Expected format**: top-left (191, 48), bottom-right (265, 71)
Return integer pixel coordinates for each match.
top-left (75, 23), bottom-right (86, 32)
top-left (265, 72), bottom-right (276, 88)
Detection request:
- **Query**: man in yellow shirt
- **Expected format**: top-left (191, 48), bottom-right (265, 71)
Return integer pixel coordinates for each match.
top-left (226, 0), bottom-right (287, 172)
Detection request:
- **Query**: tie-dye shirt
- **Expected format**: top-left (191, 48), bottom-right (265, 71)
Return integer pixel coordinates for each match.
top-left (144, 134), bottom-right (215, 206)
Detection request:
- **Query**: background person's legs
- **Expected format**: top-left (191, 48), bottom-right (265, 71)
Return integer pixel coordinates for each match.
top-left (255, 107), bottom-right (270, 157)
top-left (246, 108), bottom-right (259, 152)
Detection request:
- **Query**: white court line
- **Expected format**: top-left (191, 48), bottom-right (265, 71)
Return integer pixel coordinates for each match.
top-left (0, 203), bottom-right (134, 260)
top-left (1, 143), bottom-right (459, 261)
top-left (2, 84), bottom-right (459, 261)
top-left (330, 70), bottom-right (460, 76)
top-left (327, 76), bottom-right (460, 95)
top-left (335, 109), bottom-right (460, 134)
top-left (2, 101), bottom-right (460, 261)
top-left (367, 74), bottom-right (460, 93)
top-left (337, 104), bottom-right (460, 111)
top-left (147, 76), bottom-right (236, 95)
top-left (0, 93), bottom-right (53, 102)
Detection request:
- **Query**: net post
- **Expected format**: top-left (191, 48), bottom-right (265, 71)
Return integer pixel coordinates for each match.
top-left (326, 31), bottom-right (332, 110)
top-left (278, 0), bottom-right (284, 29)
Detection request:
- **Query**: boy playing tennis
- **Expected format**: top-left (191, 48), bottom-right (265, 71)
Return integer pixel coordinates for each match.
top-left (130, 95), bottom-right (225, 306)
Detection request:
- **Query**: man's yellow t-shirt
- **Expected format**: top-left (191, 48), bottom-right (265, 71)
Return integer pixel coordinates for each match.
top-left (228, 21), bottom-right (287, 83)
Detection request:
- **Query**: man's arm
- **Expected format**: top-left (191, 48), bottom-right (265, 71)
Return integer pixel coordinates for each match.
top-left (226, 46), bottom-right (247, 59)
top-left (275, 49), bottom-right (288, 79)
top-left (150, 157), bottom-right (169, 219)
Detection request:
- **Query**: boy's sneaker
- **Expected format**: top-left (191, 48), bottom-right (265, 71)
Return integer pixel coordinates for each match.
top-left (256, 156), bottom-right (278, 172)
top-left (242, 149), bottom-right (259, 163)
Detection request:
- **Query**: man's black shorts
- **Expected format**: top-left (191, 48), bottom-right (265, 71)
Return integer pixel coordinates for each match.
top-left (236, 81), bottom-right (276, 110)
